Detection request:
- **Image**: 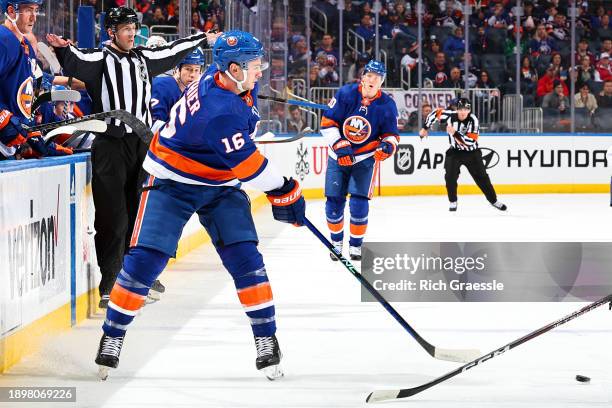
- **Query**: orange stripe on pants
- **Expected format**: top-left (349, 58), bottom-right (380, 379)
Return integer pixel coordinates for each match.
top-left (109, 283), bottom-right (146, 311)
top-left (237, 282), bottom-right (273, 308)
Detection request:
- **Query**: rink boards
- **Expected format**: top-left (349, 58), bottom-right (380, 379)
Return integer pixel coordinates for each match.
top-left (259, 133), bottom-right (612, 196)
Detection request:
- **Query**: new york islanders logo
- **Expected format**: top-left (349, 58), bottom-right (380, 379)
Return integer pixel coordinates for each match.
top-left (226, 36), bottom-right (238, 46)
top-left (16, 77), bottom-right (34, 118)
top-left (342, 115), bottom-right (371, 144)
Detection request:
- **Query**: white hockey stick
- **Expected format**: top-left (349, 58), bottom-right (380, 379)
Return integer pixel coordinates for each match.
top-left (32, 89), bottom-right (81, 112)
top-left (37, 42), bottom-right (62, 74)
top-left (254, 127), bottom-right (314, 144)
top-left (44, 120), bottom-right (107, 143)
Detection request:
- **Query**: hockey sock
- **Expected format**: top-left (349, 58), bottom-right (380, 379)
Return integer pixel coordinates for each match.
top-left (217, 242), bottom-right (276, 337)
top-left (103, 246), bottom-right (169, 337)
top-left (349, 195), bottom-right (369, 247)
top-left (325, 196), bottom-right (346, 242)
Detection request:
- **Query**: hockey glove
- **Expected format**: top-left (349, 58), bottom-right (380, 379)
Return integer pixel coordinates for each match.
top-left (373, 136), bottom-right (398, 161)
top-left (20, 131), bottom-right (73, 158)
top-left (332, 139), bottom-right (355, 166)
top-left (266, 177), bottom-right (305, 226)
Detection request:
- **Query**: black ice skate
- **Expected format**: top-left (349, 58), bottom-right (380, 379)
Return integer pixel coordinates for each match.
top-left (449, 202), bottom-right (457, 212)
top-left (329, 241), bottom-right (343, 261)
top-left (95, 334), bottom-right (125, 380)
top-left (491, 201), bottom-right (507, 211)
top-left (254, 335), bottom-right (283, 380)
top-left (147, 279), bottom-right (165, 303)
top-left (349, 246), bottom-right (362, 261)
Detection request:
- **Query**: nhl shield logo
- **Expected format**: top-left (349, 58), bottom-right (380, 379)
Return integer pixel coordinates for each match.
top-left (227, 36), bottom-right (238, 46)
top-left (342, 115), bottom-right (371, 144)
top-left (394, 144), bottom-right (414, 175)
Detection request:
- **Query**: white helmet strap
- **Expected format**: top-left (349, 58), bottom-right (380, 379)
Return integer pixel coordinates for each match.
top-left (224, 63), bottom-right (249, 93)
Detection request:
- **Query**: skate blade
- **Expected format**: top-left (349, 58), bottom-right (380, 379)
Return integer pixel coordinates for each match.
top-left (260, 364), bottom-right (284, 381)
top-left (97, 365), bottom-right (110, 381)
top-left (146, 291), bottom-right (161, 303)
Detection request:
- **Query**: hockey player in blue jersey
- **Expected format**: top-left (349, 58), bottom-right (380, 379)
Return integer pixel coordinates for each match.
top-left (320, 60), bottom-right (399, 261)
top-left (150, 48), bottom-right (205, 133)
top-left (0, 0), bottom-right (72, 158)
top-left (95, 31), bottom-right (305, 381)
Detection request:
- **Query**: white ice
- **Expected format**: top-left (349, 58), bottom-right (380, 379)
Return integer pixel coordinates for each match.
top-left (1, 194), bottom-right (611, 408)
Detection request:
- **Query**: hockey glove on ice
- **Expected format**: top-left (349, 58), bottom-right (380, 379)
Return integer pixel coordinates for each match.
top-left (266, 177), bottom-right (305, 226)
top-left (332, 139), bottom-right (355, 166)
top-left (373, 136), bottom-right (398, 161)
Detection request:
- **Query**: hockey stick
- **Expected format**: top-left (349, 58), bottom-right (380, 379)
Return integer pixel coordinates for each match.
top-left (37, 42), bottom-right (62, 74)
top-left (26, 110), bottom-right (153, 144)
top-left (254, 127), bottom-right (314, 144)
top-left (32, 89), bottom-right (81, 113)
top-left (366, 293), bottom-right (612, 403)
top-left (44, 120), bottom-right (107, 144)
top-left (303, 217), bottom-right (481, 363)
top-left (258, 94), bottom-right (329, 110)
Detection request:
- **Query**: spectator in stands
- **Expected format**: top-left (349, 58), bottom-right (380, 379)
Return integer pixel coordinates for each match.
top-left (595, 53), bottom-right (612, 82)
top-left (393, 1), bottom-right (409, 22)
top-left (144, 6), bottom-right (166, 27)
top-left (576, 3), bottom-right (593, 40)
top-left (309, 63), bottom-right (322, 87)
top-left (596, 80), bottom-right (612, 108)
top-left (287, 105), bottom-right (306, 133)
top-left (135, 0), bottom-right (150, 17)
top-left (537, 65), bottom-right (568, 99)
top-left (504, 26), bottom-right (528, 57)
top-left (342, 0), bottom-right (361, 29)
top-left (316, 53), bottom-right (339, 86)
top-left (424, 38), bottom-right (442, 67)
top-left (347, 52), bottom-right (370, 82)
top-left (435, 4), bottom-right (462, 28)
top-left (528, 24), bottom-right (557, 57)
top-left (550, 52), bottom-right (567, 82)
top-left (288, 35), bottom-right (311, 75)
top-left (439, 0), bottom-right (462, 13)
top-left (426, 52), bottom-right (450, 84)
top-left (589, 4), bottom-right (606, 29)
top-left (191, 11), bottom-right (204, 32)
top-left (574, 83), bottom-right (598, 114)
top-left (313, 34), bottom-right (339, 65)
top-left (542, 80), bottom-right (569, 117)
top-left (470, 7), bottom-right (487, 29)
top-left (471, 25), bottom-right (488, 55)
top-left (550, 13), bottom-right (569, 41)
top-left (575, 55), bottom-right (597, 90)
top-left (382, 10), bottom-right (409, 39)
top-left (521, 1), bottom-right (540, 36)
top-left (361, 2), bottom-right (375, 19)
top-left (520, 55), bottom-right (538, 91)
top-left (166, 0), bottom-right (179, 25)
top-left (598, 14), bottom-right (612, 39)
top-left (407, 103), bottom-right (433, 132)
top-left (356, 14), bottom-right (376, 44)
top-left (444, 66), bottom-right (465, 88)
top-left (443, 26), bottom-right (466, 61)
top-left (574, 38), bottom-right (595, 66)
top-left (487, 3), bottom-right (512, 29)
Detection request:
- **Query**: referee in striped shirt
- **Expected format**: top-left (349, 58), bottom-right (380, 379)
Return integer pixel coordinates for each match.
top-left (419, 98), bottom-right (507, 212)
top-left (46, 7), bottom-right (220, 307)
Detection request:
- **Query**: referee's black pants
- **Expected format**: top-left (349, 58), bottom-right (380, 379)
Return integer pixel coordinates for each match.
top-left (444, 148), bottom-right (497, 204)
top-left (91, 132), bottom-right (148, 297)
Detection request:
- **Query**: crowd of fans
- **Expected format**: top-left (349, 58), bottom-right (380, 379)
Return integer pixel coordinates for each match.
top-left (280, 0), bottom-right (612, 131)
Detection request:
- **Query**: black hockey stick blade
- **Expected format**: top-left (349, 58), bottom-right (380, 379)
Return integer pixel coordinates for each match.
top-left (32, 89), bottom-right (81, 113)
top-left (303, 218), bottom-right (481, 364)
top-left (366, 293), bottom-right (612, 403)
top-left (254, 127), bottom-right (313, 144)
top-left (257, 94), bottom-right (329, 110)
top-left (27, 110), bottom-right (153, 145)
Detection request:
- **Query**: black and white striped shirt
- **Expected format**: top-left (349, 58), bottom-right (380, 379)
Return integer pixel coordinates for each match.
top-left (423, 108), bottom-right (480, 151)
top-left (54, 33), bottom-right (207, 137)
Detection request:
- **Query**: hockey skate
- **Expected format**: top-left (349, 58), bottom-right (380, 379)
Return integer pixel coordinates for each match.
top-left (349, 245), bottom-right (362, 261)
top-left (329, 241), bottom-right (343, 261)
top-left (491, 201), bottom-right (507, 211)
top-left (449, 202), bottom-right (457, 212)
top-left (254, 335), bottom-right (283, 380)
top-left (95, 334), bottom-right (125, 380)
top-left (146, 279), bottom-right (165, 303)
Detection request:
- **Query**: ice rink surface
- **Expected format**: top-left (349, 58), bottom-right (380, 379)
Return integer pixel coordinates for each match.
top-left (1, 194), bottom-right (611, 408)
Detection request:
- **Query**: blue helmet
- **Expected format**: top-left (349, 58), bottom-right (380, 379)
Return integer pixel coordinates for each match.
top-left (213, 30), bottom-right (264, 72)
top-left (0, 0), bottom-right (42, 13)
top-left (179, 48), bottom-right (205, 69)
top-left (363, 60), bottom-right (386, 81)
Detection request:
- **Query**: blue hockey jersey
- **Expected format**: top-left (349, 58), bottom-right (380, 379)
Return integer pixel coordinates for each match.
top-left (143, 71), bottom-right (282, 192)
top-left (150, 76), bottom-right (182, 128)
top-left (0, 26), bottom-right (37, 143)
top-left (320, 83), bottom-right (399, 162)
